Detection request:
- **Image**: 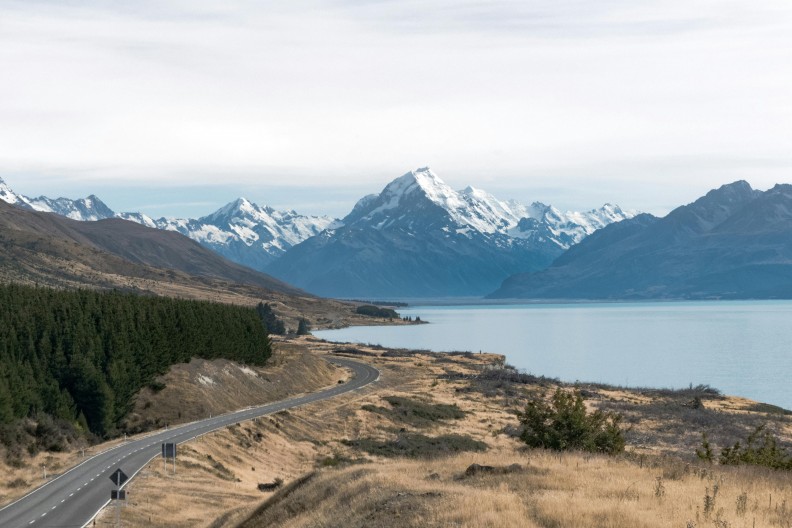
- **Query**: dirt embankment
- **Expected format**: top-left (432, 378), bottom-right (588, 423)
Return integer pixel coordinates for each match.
top-left (122, 338), bottom-right (346, 433)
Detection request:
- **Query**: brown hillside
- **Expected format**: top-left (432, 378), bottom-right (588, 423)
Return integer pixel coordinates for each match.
top-left (0, 200), bottom-right (299, 294)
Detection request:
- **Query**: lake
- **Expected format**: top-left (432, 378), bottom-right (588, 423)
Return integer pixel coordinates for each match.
top-left (315, 301), bottom-right (792, 410)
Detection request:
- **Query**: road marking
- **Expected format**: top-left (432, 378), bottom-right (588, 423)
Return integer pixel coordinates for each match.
top-left (69, 493), bottom-right (74, 497)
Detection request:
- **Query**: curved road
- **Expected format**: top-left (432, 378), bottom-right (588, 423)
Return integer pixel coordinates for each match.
top-left (0, 357), bottom-right (379, 528)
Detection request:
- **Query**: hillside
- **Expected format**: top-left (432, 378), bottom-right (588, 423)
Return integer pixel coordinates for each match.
top-left (71, 337), bottom-right (792, 528)
top-left (0, 176), bottom-right (336, 267)
top-left (490, 181), bottom-right (792, 299)
top-left (0, 199), bottom-right (403, 332)
top-left (0, 199), bottom-right (300, 294)
top-left (0, 284), bottom-right (272, 446)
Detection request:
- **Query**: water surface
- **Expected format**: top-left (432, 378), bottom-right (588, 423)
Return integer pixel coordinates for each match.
top-left (315, 301), bottom-right (792, 410)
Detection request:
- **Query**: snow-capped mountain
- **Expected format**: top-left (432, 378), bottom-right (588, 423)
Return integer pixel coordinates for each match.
top-left (120, 199), bottom-right (338, 269)
top-left (0, 177), bottom-right (336, 268)
top-left (266, 168), bottom-right (635, 298)
top-left (1, 171), bottom-right (635, 297)
top-left (0, 177), bottom-right (30, 209)
top-left (0, 177), bottom-right (116, 220)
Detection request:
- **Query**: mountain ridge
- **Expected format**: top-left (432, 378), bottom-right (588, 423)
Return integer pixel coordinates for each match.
top-left (0, 177), bottom-right (335, 269)
top-left (489, 181), bottom-right (792, 300)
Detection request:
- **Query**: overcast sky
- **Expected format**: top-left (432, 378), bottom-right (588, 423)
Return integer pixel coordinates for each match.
top-left (1, 0), bottom-right (791, 219)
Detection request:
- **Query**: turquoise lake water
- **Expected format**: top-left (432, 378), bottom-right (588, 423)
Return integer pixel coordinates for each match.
top-left (314, 301), bottom-right (792, 410)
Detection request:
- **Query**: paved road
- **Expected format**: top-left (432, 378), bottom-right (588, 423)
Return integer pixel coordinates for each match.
top-left (0, 357), bottom-right (379, 528)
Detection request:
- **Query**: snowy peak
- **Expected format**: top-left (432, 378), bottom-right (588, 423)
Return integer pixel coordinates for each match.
top-left (356, 167), bottom-right (636, 246)
top-left (0, 177), bottom-right (337, 269)
top-left (0, 179), bottom-right (115, 220)
top-left (26, 194), bottom-right (116, 221)
top-left (0, 177), bottom-right (31, 208)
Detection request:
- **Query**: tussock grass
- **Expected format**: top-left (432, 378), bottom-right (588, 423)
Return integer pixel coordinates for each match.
top-left (83, 338), bottom-right (792, 528)
top-left (240, 451), bottom-right (792, 528)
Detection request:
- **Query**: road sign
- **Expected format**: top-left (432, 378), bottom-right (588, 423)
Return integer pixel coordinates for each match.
top-left (162, 442), bottom-right (177, 459)
top-left (111, 490), bottom-right (127, 501)
top-left (109, 468), bottom-right (128, 487)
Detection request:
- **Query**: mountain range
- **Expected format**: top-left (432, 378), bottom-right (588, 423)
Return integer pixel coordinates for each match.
top-left (0, 172), bottom-right (634, 298)
top-left (490, 181), bottom-right (792, 300)
top-left (0, 177), bottom-right (334, 269)
top-left (267, 168), bottom-right (634, 297)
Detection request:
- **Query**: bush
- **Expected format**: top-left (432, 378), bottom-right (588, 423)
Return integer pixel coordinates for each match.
top-left (709, 425), bottom-right (792, 470)
top-left (518, 388), bottom-right (625, 455)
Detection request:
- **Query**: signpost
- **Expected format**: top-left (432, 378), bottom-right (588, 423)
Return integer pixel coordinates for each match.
top-left (162, 442), bottom-right (177, 475)
top-left (109, 469), bottom-right (128, 527)
top-left (109, 469), bottom-right (129, 487)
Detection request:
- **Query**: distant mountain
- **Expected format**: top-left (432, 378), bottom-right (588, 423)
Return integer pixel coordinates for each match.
top-left (0, 198), bottom-right (302, 295)
top-left (119, 198), bottom-right (338, 270)
top-left (490, 181), bottom-right (792, 300)
top-left (0, 177), bottom-right (335, 268)
top-left (266, 168), bottom-right (635, 298)
top-left (0, 177), bottom-right (116, 220)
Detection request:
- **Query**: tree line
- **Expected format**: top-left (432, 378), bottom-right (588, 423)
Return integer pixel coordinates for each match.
top-left (0, 284), bottom-right (271, 438)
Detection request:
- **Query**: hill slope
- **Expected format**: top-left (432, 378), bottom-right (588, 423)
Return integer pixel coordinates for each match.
top-left (0, 176), bottom-right (335, 268)
top-left (0, 199), bottom-right (300, 295)
top-left (490, 181), bottom-right (792, 299)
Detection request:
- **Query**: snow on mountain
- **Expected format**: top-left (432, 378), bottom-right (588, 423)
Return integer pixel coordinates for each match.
top-left (353, 167), bottom-right (635, 249)
top-left (0, 178), bottom-right (115, 220)
top-left (0, 177), bottom-right (33, 209)
top-left (26, 194), bottom-right (116, 221)
top-left (0, 177), bottom-right (336, 269)
top-left (267, 167), bottom-right (637, 298)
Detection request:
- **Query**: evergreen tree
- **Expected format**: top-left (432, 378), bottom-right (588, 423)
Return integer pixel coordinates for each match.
top-left (297, 318), bottom-right (311, 335)
top-left (0, 284), bottom-right (272, 439)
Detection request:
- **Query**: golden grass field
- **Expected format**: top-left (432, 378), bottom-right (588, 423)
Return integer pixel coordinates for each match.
top-left (88, 336), bottom-right (792, 528)
top-left (3, 335), bottom-right (791, 527)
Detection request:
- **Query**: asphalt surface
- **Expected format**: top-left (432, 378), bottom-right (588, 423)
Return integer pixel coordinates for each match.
top-left (0, 357), bottom-right (379, 528)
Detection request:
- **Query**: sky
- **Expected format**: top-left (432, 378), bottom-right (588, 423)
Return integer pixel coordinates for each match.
top-left (1, 0), bottom-right (791, 219)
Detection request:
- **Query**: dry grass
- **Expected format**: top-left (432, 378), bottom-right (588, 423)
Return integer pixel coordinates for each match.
top-left (237, 451), bottom-right (792, 528)
top-left (10, 335), bottom-right (792, 527)
top-left (0, 340), bottom-right (343, 508)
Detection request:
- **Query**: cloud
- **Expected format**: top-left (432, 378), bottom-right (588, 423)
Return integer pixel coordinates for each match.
top-left (0, 0), bottom-right (790, 216)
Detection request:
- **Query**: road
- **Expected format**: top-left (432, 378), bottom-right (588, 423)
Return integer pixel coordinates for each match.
top-left (0, 357), bottom-right (379, 528)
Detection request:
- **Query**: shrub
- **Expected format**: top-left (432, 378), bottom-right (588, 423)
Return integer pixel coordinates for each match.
top-left (717, 425), bottom-right (792, 470)
top-left (518, 388), bottom-right (625, 455)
